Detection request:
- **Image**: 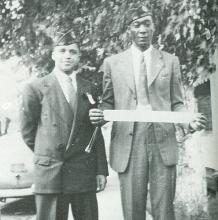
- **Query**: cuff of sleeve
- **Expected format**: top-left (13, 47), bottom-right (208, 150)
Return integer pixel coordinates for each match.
top-left (96, 170), bottom-right (109, 177)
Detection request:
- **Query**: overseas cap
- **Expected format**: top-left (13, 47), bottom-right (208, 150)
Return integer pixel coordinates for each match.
top-left (127, 3), bottom-right (152, 25)
top-left (53, 29), bottom-right (79, 47)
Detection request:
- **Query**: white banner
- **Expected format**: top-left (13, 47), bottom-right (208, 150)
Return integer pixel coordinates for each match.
top-left (104, 110), bottom-right (197, 123)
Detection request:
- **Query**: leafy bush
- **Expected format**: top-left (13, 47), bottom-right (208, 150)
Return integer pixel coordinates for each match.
top-left (0, 0), bottom-right (217, 88)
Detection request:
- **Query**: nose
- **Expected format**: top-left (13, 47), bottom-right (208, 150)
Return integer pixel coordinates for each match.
top-left (139, 24), bottom-right (147, 33)
top-left (64, 50), bottom-right (71, 58)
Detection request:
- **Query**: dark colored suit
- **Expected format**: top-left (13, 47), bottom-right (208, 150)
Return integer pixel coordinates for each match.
top-left (20, 72), bottom-right (108, 220)
top-left (101, 47), bottom-right (186, 220)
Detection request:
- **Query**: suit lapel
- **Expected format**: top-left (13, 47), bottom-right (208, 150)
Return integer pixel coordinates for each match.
top-left (42, 73), bottom-right (74, 127)
top-left (73, 74), bottom-right (92, 126)
top-left (148, 48), bottom-right (165, 87)
top-left (122, 49), bottom-right (136, 94)
top-left (65, 75), bottom-right (92, 152)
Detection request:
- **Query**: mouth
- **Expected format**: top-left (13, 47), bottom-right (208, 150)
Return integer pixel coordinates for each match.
top-left (139, 36), bottom-right (148, 40)
top-left (63, 62), bottom-right (73, 66)
top-left (138, 37), bottom-right (150, 44)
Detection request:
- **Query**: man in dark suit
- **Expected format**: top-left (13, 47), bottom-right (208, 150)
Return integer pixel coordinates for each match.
top-left (89, 4), bottom-right (207, 220)
top-left (20, 30), bottom-right (108, 220)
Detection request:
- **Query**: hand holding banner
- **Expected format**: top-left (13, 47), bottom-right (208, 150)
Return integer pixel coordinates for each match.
top-left (103, 110), bottom-right (198, 123)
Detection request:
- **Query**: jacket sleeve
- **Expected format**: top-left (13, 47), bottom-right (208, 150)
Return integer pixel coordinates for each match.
top-left (20, 82), bottom-right (41, 151)
top-left (170, 56), bottom-right (186, 112)
top-left (94, 127), bottom-right (109, 176)
top-left (100, 58), bottom-right (115, 110)
top-left (170, 56), bottom-right (189, 130)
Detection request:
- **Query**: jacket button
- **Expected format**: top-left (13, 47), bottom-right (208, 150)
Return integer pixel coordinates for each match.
top-left (129, 132), bottom-right (133, 136)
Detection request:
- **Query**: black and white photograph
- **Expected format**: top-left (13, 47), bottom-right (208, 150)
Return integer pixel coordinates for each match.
top-left (0, 0), bottom-right (217, 220)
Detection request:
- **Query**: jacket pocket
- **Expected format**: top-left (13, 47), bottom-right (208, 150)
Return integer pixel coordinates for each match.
top-left (34, 155), bottom-right (51, 166)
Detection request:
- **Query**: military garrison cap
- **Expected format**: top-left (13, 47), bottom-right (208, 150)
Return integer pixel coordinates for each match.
top-left (53, 29), bottom-right (79, 47)
top-left (127, 3), bottom-right (153, 25)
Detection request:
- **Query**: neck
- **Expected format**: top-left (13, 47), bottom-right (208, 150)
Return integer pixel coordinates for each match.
top-left (54, 67), bottom-right (73, 76)
top-left (65, 71), bottom-right (73, 76)
top-left (133, 43), bottom-right (151, 52)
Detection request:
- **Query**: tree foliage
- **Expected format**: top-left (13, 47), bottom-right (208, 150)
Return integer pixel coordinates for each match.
top-left (0, 0), bottom-right (217, 88)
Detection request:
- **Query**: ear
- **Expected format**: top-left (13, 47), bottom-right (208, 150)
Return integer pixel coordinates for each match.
top-left (126, 26), bottom-right (131, 35)
top-left (151, 22), bottom-right (155, 32)
top-left (126, 27), bottom-right (132, 41)
top-left (51, 51), bottom-right (55, 61)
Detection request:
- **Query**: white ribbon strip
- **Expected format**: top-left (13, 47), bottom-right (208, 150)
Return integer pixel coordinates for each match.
top-left (104, 110), bottom-right (197, 123)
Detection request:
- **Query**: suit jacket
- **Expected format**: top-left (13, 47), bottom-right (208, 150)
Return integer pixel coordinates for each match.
top-left (101, 47), bottom-right (187, 172)
top-left (20, 72), bottom-right (108, 194)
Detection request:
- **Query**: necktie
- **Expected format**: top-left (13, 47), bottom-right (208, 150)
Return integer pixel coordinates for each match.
top-left (65, 76), bottom-right (77, 112)
top-left (137, 54), bottom-right (150, 107)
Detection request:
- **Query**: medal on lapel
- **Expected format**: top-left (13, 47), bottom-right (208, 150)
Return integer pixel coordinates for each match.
top-left (85, 92), bottom-right (96, 105)
top-left (85, 95), bottom-right (102, 153)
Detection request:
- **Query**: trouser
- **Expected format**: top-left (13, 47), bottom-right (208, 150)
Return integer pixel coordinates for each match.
top-left (35, 192), bottom-right (98, 220)
top-left (118, 123), bottom-right (176, 220)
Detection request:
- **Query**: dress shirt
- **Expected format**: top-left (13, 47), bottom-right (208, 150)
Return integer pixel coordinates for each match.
top-left (131, 44), bottom-right (153, 110)
top-left (54, 69), bottom-right (77, 103)
top-left (131, 44), bottom-right (153, 89)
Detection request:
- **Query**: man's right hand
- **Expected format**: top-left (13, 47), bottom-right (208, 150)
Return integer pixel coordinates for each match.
top-left (89, 109), bottom-right (105, 125)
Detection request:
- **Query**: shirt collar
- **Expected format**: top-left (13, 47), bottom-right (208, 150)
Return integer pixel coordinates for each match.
top-left (131, 44), bottom-right (153, 57)
top-left (54, 68), bottom-right (78, 82)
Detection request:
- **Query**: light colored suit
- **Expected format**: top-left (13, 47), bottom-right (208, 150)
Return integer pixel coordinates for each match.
top-left (101, 47), bottom-right (186, 220)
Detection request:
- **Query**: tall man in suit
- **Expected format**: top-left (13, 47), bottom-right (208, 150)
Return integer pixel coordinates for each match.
top-left (89, 4), bottom-right (207, 220)
top-left (20, 30), bottom-right (108, 220)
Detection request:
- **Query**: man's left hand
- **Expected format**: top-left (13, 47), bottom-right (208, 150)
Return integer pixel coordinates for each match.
top-left (189, 113), bottom-right (207, 131)
top-left (96, 175), bottom-right (107, 192)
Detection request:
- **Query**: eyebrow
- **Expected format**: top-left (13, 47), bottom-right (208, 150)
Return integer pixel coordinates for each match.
top-left (133, 19), bottom-right (152, 24)
top-left (55, 46), bottom-right (79, 51)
